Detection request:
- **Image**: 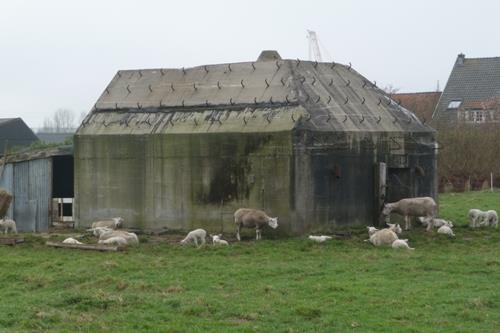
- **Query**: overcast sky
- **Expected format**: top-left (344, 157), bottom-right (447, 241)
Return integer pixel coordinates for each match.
top-left (2, 0), bottom-right (500, 128)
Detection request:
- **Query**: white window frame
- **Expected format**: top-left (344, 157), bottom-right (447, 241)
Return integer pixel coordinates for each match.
top-left (470, 110), bottom-right (486, 123)
top-left (447, 100), bottom-right (462, 109)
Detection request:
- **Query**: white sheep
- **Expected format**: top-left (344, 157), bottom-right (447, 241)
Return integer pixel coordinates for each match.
top-left (62, 237), bottom-right (83, 244)
top-left (419, 217), bottom-right (453, 229)
top-left (98, 236), bottom-right (128, 246)
top-left (0, 217), bottom-right (17, 234)
top-left (437, 225), bottom-right (455, 237)
top-left (91, 217), bottom-right (124, 229)
top-left (382, 197), bottom-right (437, 231)
top-left (367, 227), bottom-right (379, 237)
top-left (180, 229), bottom-right (207, 247)
top-left (210, 234), bottom-right (229, 246)
top-left (366, 229), bottom-right (398, 246)
top-left (391, 239), bottom-right (414, 250)
top-left (308, 235), bottom-right (333, 243)
top-left (234, 208), bottom-right (278, 241)
top-left (479, 210), bottom-right (498, 228)
top-left (468, 209), bottom-right (488, 228)
top-left (88, 227), bottom-right (139, 244)
top-left (386, 223), bottom-right (402, 235)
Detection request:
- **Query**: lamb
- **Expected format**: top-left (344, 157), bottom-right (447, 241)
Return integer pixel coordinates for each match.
top-left (98, 236), bottom-right (128, 246)
top-left (0, 217), bottom-right (17, 234)
top-left (180, 229), bottom-right (207, 247)
top-left (382, 197), bottom-right (437, 231)
top-left (210, 234), bottom-right (229, 246)
top-left (62, 237), bottom-right (82, 244)
top-left (468, 209), bottom-right (488, 228)
top-left (308, 235), bottom-right (333, 243)
top-left (391, 239), bottom-right (415, 250)
top-left (419, 217), bottom-right (453, 229)
top-left (234, 208), bottom-right (278, 241)
top-left (386, 223), bottom-right (402, 235)
top-left (91, 217), bottom-right (124, 229)
top-left (366, 229), bottom-right (398, 246)
top-left (479, 210), bottom-right (498, 228)
top-left (437, 225), bottom-right (455, 237)
top-left (88, 227), bottom-right (139, 244)
top-left (367, 227), bottom-right (379, 237)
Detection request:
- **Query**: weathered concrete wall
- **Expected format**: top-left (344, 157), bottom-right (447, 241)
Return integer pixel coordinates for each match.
top-left (291, 130), bottom-right (437, 232)
top-left (75, 132), bottom-right (292, 234)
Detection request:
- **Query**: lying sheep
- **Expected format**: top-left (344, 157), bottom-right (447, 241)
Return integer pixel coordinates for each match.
top-left (89, 227), bottom-right (139, 244)
top-left (382, 197), bottom-right (437, 231)
top-left (308, 235), bottom-right (333, 243)
top-left (0, 217), bottom-right (17, 234)
top-left (366, 229), bottom-right (398, 247)
top-left (98, 236), bottom-right (128, 246)
top-left (419, 217), bottom-right (453, 229)
top-left (479, 210), bottom-right (498, 228)
top-left (210, 234), bottom-right (229, 246)
top-left (367, 227), bottom-right (379, 237)
top-left (437, 225), bottom-right (455, 237)
top-left (234, 208), bottom-right (278, 241)
top-left (180, 229), bottom-right (207, 247)
top-left (62, 237), bottom-right (82, 244)
top-left (392, 239), bottom-right (414, 250)
top-left (468, 209), bottom-right (488, 228)
top-left (387, 223), bottom-right (402, 235)
top-left (91, 217), bottom-right (123, 229)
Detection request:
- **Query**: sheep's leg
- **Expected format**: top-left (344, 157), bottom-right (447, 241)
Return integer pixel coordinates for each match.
top-left (200, 236), bottom-right (206, 247)
top-left (193, 238), bottom-right (198, 247)
top-left (256, 228), bottom-right (261, 240)
top-left (426, 217), bottom-right (433, 232)
top-left (236, 225), bottom-right (241, 241)
top-left (404, 215), bottom-right (410, 231)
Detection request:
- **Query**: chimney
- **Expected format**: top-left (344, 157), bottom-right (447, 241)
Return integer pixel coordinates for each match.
top-left (257, 50), bottom-right (282, 62)
top-left (456, 53), bottom-right (466, 65)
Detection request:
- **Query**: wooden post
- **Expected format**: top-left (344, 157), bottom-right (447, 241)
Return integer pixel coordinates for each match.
top-left (45, 241), bottom-right (123, 252)
top-left (373, 162), bottom-right (387, 226)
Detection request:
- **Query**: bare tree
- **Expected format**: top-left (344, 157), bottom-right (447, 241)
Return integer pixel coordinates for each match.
top-left (41, 109), bottom-right (76, 133)
top-left (382, 84), bottom-right (400, 95)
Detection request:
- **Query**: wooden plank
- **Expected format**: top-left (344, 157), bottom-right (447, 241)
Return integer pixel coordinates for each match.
top-left (45, 241), bottom-right (123, 252)
top-left (0, 237), bottom-right (24, 246)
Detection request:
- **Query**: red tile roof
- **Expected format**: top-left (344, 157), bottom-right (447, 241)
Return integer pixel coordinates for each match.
top-left (392, 92), bottom-right (441, 122)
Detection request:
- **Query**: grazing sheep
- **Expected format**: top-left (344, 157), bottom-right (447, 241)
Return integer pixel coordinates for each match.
top-left (62, 237), bottom-right (82, 244)
top-left (366, 229), bottom-right (398, 247)
top-left (0, 217), bottom-right (17, 234)
top-left (234, 208), bottom-right (278, 241)
top-left (180, 229), bottom-right (207, 247)
top-left (382, 197), bottom-right (437, 231)
top-left (391, 239), bottom-right (415, 250)
top-left (98, 236), bottom-right (128, 246)
top-left (367, 227), bottom-right (379, 237)
top-left (468, 209), bottom-right (488, 228)
top-left (386, 223), bottom-right (402, 235)
top-left (480, 210), bottom-right (498, 228)
top-left (308, 235), bottom-right (333, 243)
top-left (91, 217), bottom-right (124, 229)
top-left (437, 225), bottom-right (455, 237)
top-left (210, 234), bottom-right (229, 246)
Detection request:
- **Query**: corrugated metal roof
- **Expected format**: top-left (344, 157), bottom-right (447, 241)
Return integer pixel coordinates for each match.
top-left (78, 54), bottom-right (434, 135)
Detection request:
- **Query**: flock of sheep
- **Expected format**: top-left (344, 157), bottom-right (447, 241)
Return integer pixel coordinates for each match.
top-left (0, 198), bottom-right (498, 250)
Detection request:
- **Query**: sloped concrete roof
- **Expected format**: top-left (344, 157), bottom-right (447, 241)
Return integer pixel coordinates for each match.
top-left (78, 51), bottom-right (433, 135)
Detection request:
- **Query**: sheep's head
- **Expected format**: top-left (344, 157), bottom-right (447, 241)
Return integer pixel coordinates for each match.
top-left (381, 204), bottom-right (393, 216)
top-left (446, 220), bottom-right (454, 228)
top-left (210, 234), bottom-right (222, 242)
top-left (89, 226), bottom-right (113, 237)
top-left (268, 217), bottom-right (278, 229)
top-left (387, 223), bottom-right (402, 235)
top-left (367, 226), bottom-right (379, 236)
top-left (114, 217), bottom-right (124, 228)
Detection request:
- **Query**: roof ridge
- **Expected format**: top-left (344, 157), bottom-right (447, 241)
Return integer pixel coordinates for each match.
top-left (394, 91), bottom-right (441, 95)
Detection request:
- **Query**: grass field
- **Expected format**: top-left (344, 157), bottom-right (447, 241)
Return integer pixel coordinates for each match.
top-left (1, 191), bottom-right (500, 332)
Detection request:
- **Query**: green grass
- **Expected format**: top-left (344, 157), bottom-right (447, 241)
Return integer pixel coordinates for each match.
top-left (1, 192), bottom-right (500, 332)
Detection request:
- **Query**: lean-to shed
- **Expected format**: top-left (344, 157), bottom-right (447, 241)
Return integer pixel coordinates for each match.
top-left (75, 51), bottom-right (437, 234)
top-left (0, 146), bottom-right (74, 232)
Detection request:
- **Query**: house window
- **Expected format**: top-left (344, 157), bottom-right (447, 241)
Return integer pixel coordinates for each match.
top-left (470, 110), bottom-right (486, 123)
top-left (447, 100), bottom-right (462, 109)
